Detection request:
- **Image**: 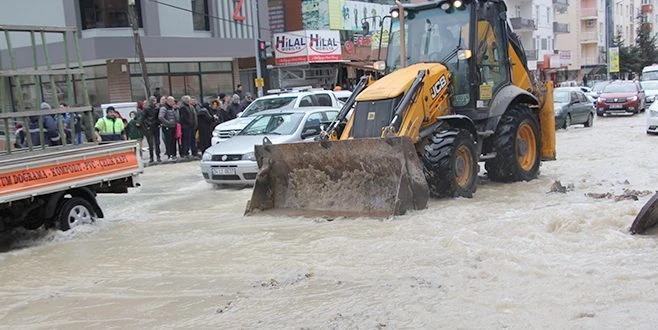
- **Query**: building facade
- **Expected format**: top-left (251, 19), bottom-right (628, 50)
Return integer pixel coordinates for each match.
top-left (0, 0), bottom-right (270, 107)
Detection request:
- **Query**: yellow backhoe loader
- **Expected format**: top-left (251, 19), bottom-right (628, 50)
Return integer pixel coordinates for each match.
top-left (245, 0), bottom-right (556, 217)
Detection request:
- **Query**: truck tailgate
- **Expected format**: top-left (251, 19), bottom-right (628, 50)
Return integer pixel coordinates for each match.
top-left (0, 141), bottom-right (143, 203)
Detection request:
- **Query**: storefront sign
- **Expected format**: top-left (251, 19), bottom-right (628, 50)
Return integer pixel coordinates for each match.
top-left (233, 0), bottom-right (245, 21)
top-left (274, 30), bottom-right (343, 65)
top-left (274, 32), bottom-right (309, 65)
top-left (308, 30), bottom-right (342, 62)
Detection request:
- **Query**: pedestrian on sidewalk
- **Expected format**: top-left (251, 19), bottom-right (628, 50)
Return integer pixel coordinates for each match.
top-left (159, 96), bottom-right (179, 160)
top-left (143, 96), bottom-right (162, 163)
top-left (127, 110), bottom-right (144, 157)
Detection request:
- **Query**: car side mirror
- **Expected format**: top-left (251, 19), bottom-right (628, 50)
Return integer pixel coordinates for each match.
top-left (301, 127), bottom-right (320, 139)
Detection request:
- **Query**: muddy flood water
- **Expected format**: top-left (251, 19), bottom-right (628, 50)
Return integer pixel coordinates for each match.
top-left (1, 114), bottom-right (658, 329)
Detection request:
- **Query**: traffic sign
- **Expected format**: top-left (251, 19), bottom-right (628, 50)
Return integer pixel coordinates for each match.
top-left (255, 77), bottom-right (264, 87)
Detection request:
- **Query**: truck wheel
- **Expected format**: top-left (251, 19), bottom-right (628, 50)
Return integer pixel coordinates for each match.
top-left (422, 129), bottom-right (478, 198)
top-left (486, 104), bottom-right (541, 182)
top-left (57, 197), bottom-right (96, 231)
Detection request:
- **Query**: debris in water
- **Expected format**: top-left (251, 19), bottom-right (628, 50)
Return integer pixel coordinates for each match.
top-left (585, 189), bottom-right (653, 202)
top-left (548, 180), bottom-right (574, 193)
top-left (575, 312), bottom-right (596, 319)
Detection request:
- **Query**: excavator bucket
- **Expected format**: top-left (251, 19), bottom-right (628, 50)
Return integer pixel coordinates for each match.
top-left (244, 137), bottom-right (430, 218)
top-left (630, 192), bottom-right (658, 235)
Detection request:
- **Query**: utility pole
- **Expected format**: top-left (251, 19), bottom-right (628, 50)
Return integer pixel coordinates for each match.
top-left (128, 0), bottom-right (151, 97)
top-left (252, 0), bottom-right (263, 97)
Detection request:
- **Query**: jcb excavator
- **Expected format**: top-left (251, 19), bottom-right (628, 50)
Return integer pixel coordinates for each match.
top-left (245, 0), bottom-right (556, 217)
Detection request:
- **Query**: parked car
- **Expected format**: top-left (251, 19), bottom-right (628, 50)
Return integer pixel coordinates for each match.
top-left (588, 80), bottom-right (610, 100)
top-left (211, 90), bottom-right (341, 144)
top-left (647, 101), bottom-right (658, 134)
top-left (201, 107), bottom-right (339, 186)
top-left (641, 80), bottom-right (658, 106)
top-left (554, 87), bottom-right (595, 129)
top-left (596, 80), bottom-right (646, 116)
top-left (332, 90), bottom-right (353, 102)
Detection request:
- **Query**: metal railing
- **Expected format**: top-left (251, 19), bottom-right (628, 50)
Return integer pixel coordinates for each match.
top-left (510, 17), bottom-right (537, 31)
top-left (553, 22), bottom-right (570, 33)
top-left (0, 24), bottom-right (95, 154)
top-left (525, 49), bottom-right (538, 61)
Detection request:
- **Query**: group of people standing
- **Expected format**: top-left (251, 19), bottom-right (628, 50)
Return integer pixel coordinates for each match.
top-left (13, 85), bottom-right (254, 163)
top-left (138, 88), bottom-right (253, 163)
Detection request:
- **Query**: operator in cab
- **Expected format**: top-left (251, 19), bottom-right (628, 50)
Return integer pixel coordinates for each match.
top-left (94, 106), bottom-right (127, 142)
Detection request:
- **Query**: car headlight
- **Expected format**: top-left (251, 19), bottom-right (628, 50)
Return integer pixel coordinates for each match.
top-left (243, 152), bottom-right (256, 161)
top-left (648, 95), bottom-right (657, 102)
top-left (627, 96), bottom-right (638, 102)
top-left (212, 129), bottom-right (219, 137)
top-left (597, 97), bottom-right (606, 103)
top-left (202, 152), bottom-right (212, 161)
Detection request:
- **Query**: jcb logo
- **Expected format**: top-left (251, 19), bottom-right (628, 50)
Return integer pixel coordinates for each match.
top-left (431, 75), bottom-right (448, 99)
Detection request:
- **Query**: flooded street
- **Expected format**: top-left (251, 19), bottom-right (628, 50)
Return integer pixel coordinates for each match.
top-left (1, 114), bottom-right (658, 329)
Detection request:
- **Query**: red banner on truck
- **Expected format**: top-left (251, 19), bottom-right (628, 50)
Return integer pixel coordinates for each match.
top-left (0, 151), bottom-right (138, 196)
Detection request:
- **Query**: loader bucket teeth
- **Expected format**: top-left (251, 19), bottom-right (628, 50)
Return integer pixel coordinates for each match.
top-left (244, 137), bottom-right (430, 218)
top-left (630, 192), bottom-right (658, 235)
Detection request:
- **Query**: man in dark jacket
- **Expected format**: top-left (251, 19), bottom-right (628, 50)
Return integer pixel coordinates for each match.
top-left (143, 96), bottom-right (162, 162)
top-left (178, 95), bottom-right (196, 158)
top-left (33, 102), bottom-right (62, 146)
top-left (227, 94), bottom-right (243, 119)
top-left (159, 96), bottom-right (179, 160)
top-left (240, 93), bottom-right (253, 111)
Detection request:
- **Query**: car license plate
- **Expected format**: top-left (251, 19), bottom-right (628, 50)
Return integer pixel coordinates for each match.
top-left (608, 104), bottom-right (624, 109)
top-left (212, 167), bottom-right (236, 175)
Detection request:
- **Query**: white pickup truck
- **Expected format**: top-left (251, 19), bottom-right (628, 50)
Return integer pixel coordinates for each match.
top-left (0, 141), bottom-right (143, 231)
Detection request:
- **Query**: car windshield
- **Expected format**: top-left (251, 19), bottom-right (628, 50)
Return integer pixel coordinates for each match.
top-left (642, 71), bottom-right (658, 81)
top-left (641, 81), bottom-right (658, 90)
top-left (240, 113), bottom-right (304, 136)
top-left (241, 97), bottom-right (296, 117)
top-left (603, 83), bottom-right (636, 93)
top-left (592, 82), bottom-right (609, 92)
top-left (554, 91), bottom-right (570, 103)
top-left (386, 6), bottom-right (470, 72)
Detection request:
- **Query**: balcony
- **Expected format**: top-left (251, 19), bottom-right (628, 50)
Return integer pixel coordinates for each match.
top-left (581, 56), bottom-right (603, 66)
top-left (581, 7), bottom-right (598, 19)
top-left (642, 4), bottom-right (653, 14)
top-left (510, 17), bottom-right (537, 31)
top-left (553, 0), bottom-right (569, 13)
top-left (580, 31), bottom-right (598, 44)
top-left (525, 49), bottom-right (538, 61)
top-left (554, 22), bottom-right (570, 34)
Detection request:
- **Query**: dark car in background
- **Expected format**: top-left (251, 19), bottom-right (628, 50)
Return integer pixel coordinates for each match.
top-left (554, 87), bottom-right (595, 129)
top-left (596, 80), bottom-right (646, 116)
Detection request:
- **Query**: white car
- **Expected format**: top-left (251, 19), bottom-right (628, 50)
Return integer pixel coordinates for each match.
top-left (211, 90), bottom-right (342, 144)
top-left (201, 107), bottom-right (339, 186)
top-left (333, 90), bottom-right (353, 102)
top-left (647, 101), bottom-right (658, 134)
top-left (641, 81), bottom-right (658, 106)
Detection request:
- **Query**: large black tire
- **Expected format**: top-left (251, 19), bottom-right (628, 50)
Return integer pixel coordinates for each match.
top-left (422, 129), bottom-right (478, 198)
top-left (56, 197), bottom-right (96, 231)
top-left (485, 104), bottom-right (541, 182)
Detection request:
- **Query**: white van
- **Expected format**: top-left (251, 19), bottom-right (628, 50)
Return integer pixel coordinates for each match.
top-left (642, 64), bottom-right (658, 81)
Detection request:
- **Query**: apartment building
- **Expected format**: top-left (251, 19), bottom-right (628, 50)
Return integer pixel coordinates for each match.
top-left (0, 0), bottom-right (270, 106)
top-left (555, 0), bottom-right (609, 82)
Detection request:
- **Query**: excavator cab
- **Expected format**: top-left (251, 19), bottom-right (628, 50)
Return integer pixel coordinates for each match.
top-left (245, 0), bottom-right (555, 218)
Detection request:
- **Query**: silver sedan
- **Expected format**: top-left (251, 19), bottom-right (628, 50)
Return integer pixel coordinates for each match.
top-left (200, 107), bottom-right (338, 186)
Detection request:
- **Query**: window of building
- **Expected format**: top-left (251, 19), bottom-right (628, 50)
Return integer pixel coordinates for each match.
top-left (546, 7), bottom-right (550, 24)
top-left (541, 38), bottom-right (547, 50)
top-left (192, 0), bottom-right (210, 31)
top-left (79, 0), bottom-right (143, 29)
